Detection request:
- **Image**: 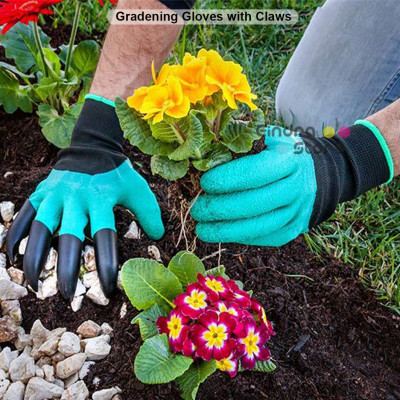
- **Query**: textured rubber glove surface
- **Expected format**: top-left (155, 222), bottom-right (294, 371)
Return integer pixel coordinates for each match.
top-left (191, 126), bottom-right (317, 246)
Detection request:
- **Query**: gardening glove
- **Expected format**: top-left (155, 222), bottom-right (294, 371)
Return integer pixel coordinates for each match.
top-left (6, 96), bottom-right (164, 300)
top-left (191, 122), bottom-right (393, 246)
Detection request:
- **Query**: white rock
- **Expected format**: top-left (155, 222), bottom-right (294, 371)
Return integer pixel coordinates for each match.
top-left (0, 267), bottom-right (10, 280)
top-left (54, 379), bottom-right (64, 389)
top-left (64, 372), bottom-right (79, 388)
top-left (87, 281), bottom-right (109, 306)
top-left (1, 300), bottom-right (22, 324)
top-left (78, 361), bottom-right (95, 380)
top-left (0, 379), bottom-right (10, 398)
top-left (100, 323), bottom-right (113, 335)
top-left (0, 224), bottom-right (7, 249)
top-left (52, 352), bottom-right (66, 363)
top-left (37, 274), bottom-right (58, 300)
top-left (74, 279), bottom-right (86, 297)
top-left (15, 327), bottom-right (32, 351)
top-left (24, 377), bottom-right (64, 399)
top-left (56, 353), bottom-right (87, 379)
top-left (49, 327), bottom-right (67, 340)
top-left (3, 381), bottom-right (24, 400)
top-left (92, 386), bottom-right (122, 400)
top-left (7, 267), bottom-right (24, 285)
top-left (61, 380), bottom-right (89, 400)
top-left (0, 253), bottom-right (6, 269)
top-left (0, 202), bottom-right (14, 222)
top-left (35, 365), bottom-right (44, 378)
top-left (82, 271), bottom-right (98, 288)
top-left (0, 369), bottom-right (6, 380)
top-left (117, 271), bottom-right (123, 291)
top-left (9, 347), bottom-right (35, 383)
top-left (44, 248), bottom-right (58, 271)
top-left (35, 357), bottom-right (51, 368)
top-left (76, 320), bottom-right (101, 338)
top-left (119, 303), bottom-right (127, 319)
top-left (38, 337), bottom-right (59, 356)
top-left (148, 245), bottom-right (162, 262)
top-left (30, 320), bottom-right (50, 348)
top-left (0, 316), bottom-right (18, 342)
top-left (71, 296), bottom-right (84, 313)
top-left (84, 336), bottom-right (111, 361)
top-left (58, 332), bottom-right (80, 357)
top-left (83, 246), bottom-right (96, 271)
top-left (18, 237), bottom-right (28, 255)
top-left (92, 376), bottom-right (100, 386)
top-left (124, 221), bottom-right (140, 239)
top-left (42, 364), bottom-right (55, 383)
top-left (0, 347), bottom-right (18, 371)
top-left (0, 279), bottom-right (27, 300)
top-left (3, 172), bottom-right (13, 179)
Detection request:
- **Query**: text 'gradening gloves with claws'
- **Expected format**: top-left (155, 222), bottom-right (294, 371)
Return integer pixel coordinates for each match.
top-left (191, 122), bottom-right (393, 246)
top-left (7, 96), bottom-right (164, 301)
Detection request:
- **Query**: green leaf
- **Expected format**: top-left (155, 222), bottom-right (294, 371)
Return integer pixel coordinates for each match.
top-left (176, 360), bottom-right (217, 400)
top-left (239, 360), bottom-right (276, 373)
top-left (0, 62), bottom-right (34, 79)
top-left (168, 112), bottom-right (204, 161)
top-left (58, 44), bottom-right (70, 64)
top-left (33, 77), bottom-right (59, 101)
top-left (131, 304), bottom-right (167, 340)
top-left (220, 109), bottom-right (265, 153)
top-left (121, 258), bottom-right (183, 311)
top-left (149, 119), bottom-right (182, 143)
top-left (38, 103), bottom-right (83, 148)
top-left (205, 265), bottom-right (229, 279)
top-left (0, 22), bottom-right (51, 72)
top-left (135, 334), bottom-right (193, 384)
top-left (151, 156), bottom-right (189, 181)
top-left (116, 97), bottom-right (175, 156)
top-left (42, 48), bottom-right (61, 75)
top-left (71, 40), bottom-right (100, 78)
top-left (0, 68), bottom-right (32, 114)
top-left (192, 143), bottom-right (232, 172)
top-left (168, 251), bottom-right (205, 288)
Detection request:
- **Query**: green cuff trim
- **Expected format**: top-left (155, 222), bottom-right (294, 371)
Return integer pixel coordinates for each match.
top-left (354, 119), bottom-right (394, 184)
top-left (85, 94), bottom-right (116, 108)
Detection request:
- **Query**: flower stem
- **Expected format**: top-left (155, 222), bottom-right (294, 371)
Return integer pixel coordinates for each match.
top-left (65, 1), bottom-right (82, 79)
top-left (33, 22), bottom-right (48, 77)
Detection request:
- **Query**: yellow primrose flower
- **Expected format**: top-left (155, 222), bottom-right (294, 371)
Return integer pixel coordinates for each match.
top-left (127, 86), bottom-right (149, 112)
top-left (206, 59), bottom-right (258, 111)
top-left (151, 61), bottom-right (177, 85)
top-left (197, 48), bottom-right (224, 66)
top-left (140, 76), bottom-right (190, 124)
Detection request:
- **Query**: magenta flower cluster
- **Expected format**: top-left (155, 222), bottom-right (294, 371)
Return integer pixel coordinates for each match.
top-left (156, 274), bottom-right (275, 377)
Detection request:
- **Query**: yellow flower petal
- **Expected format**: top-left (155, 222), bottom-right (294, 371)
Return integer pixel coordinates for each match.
top-left (165, 96), bottom-right (190, 119)
top-left (127, 86), bottom-right (149, 111)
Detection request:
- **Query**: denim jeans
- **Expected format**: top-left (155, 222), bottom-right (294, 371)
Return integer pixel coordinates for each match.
top-left (275, 0), bottom-right (400, 136)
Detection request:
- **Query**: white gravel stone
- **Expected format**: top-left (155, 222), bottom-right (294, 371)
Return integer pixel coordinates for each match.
top-left (3, 381), bottom-right (25, 400)
top-left (3, 172), bottom-right (13, 179)
top-left (31, 320), bottom-right (50, 348)
top-left (0, 379), bottom-right (10, 398)
top-left (71, 295), bottom-right (84, 313)
top-left (9, 347), bottom-right (36, 383)
top-left (82, 271), bottom-right (98, 288)
top-left (0, 224), bottom-right (7, 249)
top-left (58, 332), bottom-right (81, 357)
top-left (25, 377), bottom-right (64, 399)
top-left (148, 245), bottom-right (162, 262)
top-left (64, 372), bottom-right (79, 388)
top-left (92, 376), bottom-right (100, 386)
top-left (1, 300), bottom-right (22, 325)
top-left (54, 379), bottom-right (65, 389)
top-left (38, 337), bottom-right (59, 356)
top-left (7, 267), bottom-right (24, 285)
top-left (35, 365), bottom-right (44, 378)
top-left (100, 323), bottom-right (113, 335)
top-left (18, 237), bottom-right (28, 255)
top-left (15, 327), bottom-right (32, 351)
top-left (61, 380), bottom-right (89, 400)
top-left (56, 353), bottom-right (87, 379)
top-left (52, 352), bottom-right (66, 363)
top-left (76, 320), bottom-right (101, 338)
top-left (0, 253), bottom-right (6, 269)
top-left (42, 364), bottom-right (55, 383)
top-left (87, 281), bottom-right (109, 306)
top-left (74, 279), bottom-right (86, 297)
top-left (0, 267), bottom-right (11, 280)
top-left (79, 361), bottom-right (95, 380)
top-left (0, 316), bottom-right (18, 342)
top-left (35, 357), bottom-right (51, 368)
top-left (84, 336), bottom-right (111, 361)
top-left (124, 221), bottom-right (140, 239)
top-left (44, 248), bottom-right (58, 271)
top-left (0, 202), bottom-right (15, 222)
top-left (0, 347), bottom-right (18, 371)
top-left (0, 369), bottom-right (6, 380)
top-left (119, 302), bottom-right (127, 319)
top-left (0, 279), bottom-right (27, 300)
top-left (92, 386), bottom-right (122, 400)
top-left (83, 245), bottom-right (96, 271)
top-left (37, 273), bottom-right (58, 300)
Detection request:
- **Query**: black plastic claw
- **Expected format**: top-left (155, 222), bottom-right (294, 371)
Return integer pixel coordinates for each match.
top-left (23, 221), bottom-right (52, 291)
top-left (57, 234), bottom-right (83, 302)
top-left (94, 229), bottom-right (119, 298)
top-left (6, 200), bottom-right (36, 262)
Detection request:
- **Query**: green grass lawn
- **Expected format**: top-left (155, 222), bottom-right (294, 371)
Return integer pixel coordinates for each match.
top-left (55, 0), bottom-right (400, 313)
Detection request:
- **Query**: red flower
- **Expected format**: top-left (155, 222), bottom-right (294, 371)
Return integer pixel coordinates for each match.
top-left (224, 280), bottom-right (252, 308)
top-left (251, 299), bottom-right (275, 336)
top-left (197, 273), bottom-right (229, 302)
top-left (0, 0), bottom-right (63, 35)
top-left (98, 0), bottom-right (117, 6)
top-left (174, 283), bottom-right (209, 319)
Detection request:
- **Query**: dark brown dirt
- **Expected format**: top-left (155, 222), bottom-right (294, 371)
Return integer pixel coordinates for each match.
top-left (1, 108), bottom-right (400, 400)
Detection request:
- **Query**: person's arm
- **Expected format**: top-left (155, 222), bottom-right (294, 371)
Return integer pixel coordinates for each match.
top-left (7, 0), bottom-right (192, 301)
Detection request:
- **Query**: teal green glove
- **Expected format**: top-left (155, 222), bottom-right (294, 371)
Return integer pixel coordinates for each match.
top-left (191, 123), bottom-right (393, 246)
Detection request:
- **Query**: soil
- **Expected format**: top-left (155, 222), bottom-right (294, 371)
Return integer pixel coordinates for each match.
top-left (1, 24), bottom-right (400, 400)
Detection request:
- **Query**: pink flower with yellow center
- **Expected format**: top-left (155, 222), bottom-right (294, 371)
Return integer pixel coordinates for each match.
top-left (197, 273), bottom-right (228, 302)
top-left (235, 317), bottom-right (271, 370)
top-left (251, 299), bottom-right (275, 336)
top-left (156, 309), bottom-right (189, 353)
top-left (224, 279), bottom-right (252, 308)
top-left (216, 353), bottom-right (238, 378)
top-left (174, 283), bottom-right (208, 319)
top-left (191, 310), bottom-right (236, 361)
